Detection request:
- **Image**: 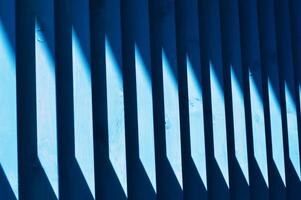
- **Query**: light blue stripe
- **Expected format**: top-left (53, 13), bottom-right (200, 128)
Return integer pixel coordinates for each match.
top-left (209, 62), bottom-right (229, 187)
top-left (284, 83), bottom-right (301, 179)
top-left (72, 30), bottom-right (95, 198)
top-left (135, 45), bottom-right (157, 191)
top-left (268, 79), bottom-right (286, 185)
top-left (0, 20), bottom-right (18, 199)
top-left (249, 70), bottom-right (269, 186)
top-left (230, 66), bottom-right (249, 184)
top-left (35, 21), bottom-right (59, 197)
top-left (162, 49), bottom-right (183, 188)
top-left (105, 37), bottom-right (128, 196)
top-left (186, 56), bottom-right (207, 189)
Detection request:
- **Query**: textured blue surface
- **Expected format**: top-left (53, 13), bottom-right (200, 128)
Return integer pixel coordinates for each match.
top-left (35, 21), bottom-right (59, 197)
top-left (1, 0), bottom-right (301, 199)
top-left (105, 38), bottom-right (128, 196)
top-left (0, 18), bottom-right (18, 199)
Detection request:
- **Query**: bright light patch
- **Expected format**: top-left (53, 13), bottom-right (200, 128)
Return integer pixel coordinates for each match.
top-left (249, 68), bottom-right (269, 186)
top-left (284, 83), bottom-right (301, 179)
top-left (105, 37), bottom-right (128, 196)
top-left (186, 55), bottom-right (207, 189)
top-left (35, 21), bottom-right (59, 198)
top-left (135, 45), bottom-right (157, 191)
top-left (0, 20), bottom-right (18, 199)
top-left (162, 49), bottom-right (183, 188)
top-left (230, 66), bottom-right (249, 184)
top-left (72, 29), bottom-right (95, 198)
top-left (268, 79), bottom-right (286, 185)
top-left (209, 62), bottom-right (229, 187)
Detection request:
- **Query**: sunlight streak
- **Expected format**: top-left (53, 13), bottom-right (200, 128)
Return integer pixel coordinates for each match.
top-left (105, 37), bottom-right (128, 196)
top-left (72, 29), bottom-right (95, 198)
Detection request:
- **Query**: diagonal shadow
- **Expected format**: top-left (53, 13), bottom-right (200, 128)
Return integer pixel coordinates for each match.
top-left (90, 0), bottom-right (128, 199)
top-left (197, 0), bottom-right (231, 199)
top-left (54, 0), bottom-right (95, 199)
top-left (148, 0), bottom-right (184, 199)
top-left (15, 0), bottom-right (60, 199)
top-left (257, 0), bottom-right (287, 199)
top-left (174, 0), bottom-right (208, 199)
top-left (0, 0), bottom-right (18, 199)
top-left (0, 0), bottom-right (15, 51)
top-left (274, 0), bottom-right (301, 198)
top-left (120, 0), bottom-right (158, 199)
top-left (288, 0), bottom-right (301, 175)
top-left (237, 0), bottom-right (270, 199)
top-left (219, 0), bottom-right (251, 199)
top-left (0, 165), bottom-right (17, 200)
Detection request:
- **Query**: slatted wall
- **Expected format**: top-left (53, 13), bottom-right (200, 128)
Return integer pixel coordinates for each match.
top-left (0, 0), bottom-right (301, 199)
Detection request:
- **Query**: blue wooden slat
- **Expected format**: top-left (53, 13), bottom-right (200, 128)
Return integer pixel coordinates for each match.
top-left (53, 0), bottom-right (97, 197)
top-left (174, 0), bottom-right (208, 198)
top-left (198, 0), bottom-right (230, 199)
top-left (89, 0), bottom-right (127, 199)
top-left (0, 0), bottom-right (18, 198)
top-left (16, 0), bottom-right (51, 198)
top-left (238, 0), bottom-right (270, 199)
top-left (161, 3), bottom-right (183, 194)
top-left (219, 0), bottom-right (250, 198)
top-left (288, 0), bottom-right (301, 159)
top-left (148, 0), bottom-right (183, 199)
top-left (274, 0), bottom-right (301, 198)
top-left (120, 0), bottom-right (157, 198)
top-left (105, 0), bottom-right (128, 197)
top-left (135, 45), bottom-right (157, 191)
top-left (1, 0), bottom-right (301, 198)
top-left (105, 38), bottom-right (128, 196)
top-left (72, 0), bottom-right (95, 197)
top-left (35, 0), bottom-right (60, 198)
top-left (257, 0), bottom-right (286, 198)
top-left (133, 4), bottom-right (157, 193)
top-left (35, 0), bottom-right (59, 195)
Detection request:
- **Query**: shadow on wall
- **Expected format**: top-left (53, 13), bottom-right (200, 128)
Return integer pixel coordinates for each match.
top-left (174, 0), bottom-right (208, 199)
top-left (148, 0), bottom-right (184, 199)
top-left (197, 0), bottom-right (230, 199)
top-left (55, 0), bottom-right (96, 199)
top-left (120, 0), bottom-right (158, 199)
top-left (90, 0), bottom-right (128, 199)
top-left (0, 165), bottom-right (17, 200)
top-left (3, 0), bottom-right (301, 199)
top-left (15, 0), bottom-right (57, 199)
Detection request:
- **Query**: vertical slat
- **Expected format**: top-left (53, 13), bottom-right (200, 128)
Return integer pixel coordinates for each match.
top-left (238, 0), bottom-right (270, 199)
top-left (90, 0), bottom-right (128, 199)
top-left (258, 0), bottom-right (286, 199)
top-left (0, 0), bottom-right (18, 199)
top-left (55, 0), bottom-right (96, 198)
top-left (1, 0), bottom-right (301, 198)
top-left (288, 0), bottom-right (301, 172)
top-left (160, 3), bottom-right (183, 198)
top-left (257, 0), bottom-right (287, 199)
top-left (35, 0), bottom-right (59, 198)
top-left (174, 0), bottom-right (208, 199)
top-left (54, 0), bottom-right (75, 199)
top-left (71, 0), bottom-right (95, 198)
top-left (198, 0), bottom-right (230, 199)
top-left (274, 0), bottom-right (301, 198)
top-left (16, 0), bottom-right (57, 199)
top-left (219, 0), bottom-right (250, 199)
top-left (148, 0), bottom-right (183, 199)
top-left (16, 0), bottom-right (36, 197)
top-left (120, 0), bottom-right (157, 199)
